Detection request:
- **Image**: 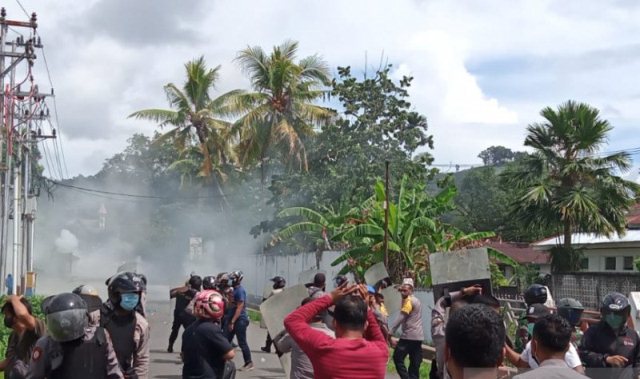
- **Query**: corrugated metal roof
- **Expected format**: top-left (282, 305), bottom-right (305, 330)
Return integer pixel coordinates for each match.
top-left (533, 230), bottom-right (640, 248)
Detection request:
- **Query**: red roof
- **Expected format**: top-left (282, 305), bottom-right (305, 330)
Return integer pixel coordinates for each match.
top-left (484, 241), bottom-right (550, 265)
top-left (627, 204), bottom-right (640, 228)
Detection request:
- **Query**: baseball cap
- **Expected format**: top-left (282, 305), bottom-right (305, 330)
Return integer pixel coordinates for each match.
top-left (526, 303), bottom-right (550, 319)
top-left (305, 273), bottom-right (326, 288)
top-left (367, 285), bottom-right (376, 294)
top-left (397, 278), bottom-right (414, 289)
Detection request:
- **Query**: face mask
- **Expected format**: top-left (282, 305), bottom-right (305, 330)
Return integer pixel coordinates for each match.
top-left (119, 293), bottom-right (140, 311)
top-left (3, 315), bottom-right (14, 329)
top-left (604, 313), bottom-right (625, 329)
top-left (527, 323), bottom-right (535, 336)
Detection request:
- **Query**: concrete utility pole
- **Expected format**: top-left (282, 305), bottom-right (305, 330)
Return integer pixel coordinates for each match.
top-left (0, 8), bottom-right (53, 295)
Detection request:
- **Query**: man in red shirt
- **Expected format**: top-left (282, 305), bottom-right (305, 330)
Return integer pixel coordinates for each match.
top-left (284, 283), bottom-right (389, 379)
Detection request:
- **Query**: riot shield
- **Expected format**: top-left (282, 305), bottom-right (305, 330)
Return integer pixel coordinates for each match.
top-left (364, 262), bottom-right (391, 288)
top-left (430, 248), bottom-right (493, 302)
top-left (298, 269), bottom-right (325, 286)
top-left (260, 284), bottom-right (309, 377)
top-left (381, 286), bottom-right (402, 316)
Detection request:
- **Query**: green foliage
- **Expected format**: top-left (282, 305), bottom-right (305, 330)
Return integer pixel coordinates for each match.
top-left (274, 176), bottom-right (494, 285)
top-left (477, 145), bottom-right (524, 166)
top-left (502, 101), bottom-right (640, 271)
top-left (0, 295), bottom-right (47, 358)
top-left (233, 40), bottom-right (334, 182)
top-left (129, 56), bottom-right (242, 210)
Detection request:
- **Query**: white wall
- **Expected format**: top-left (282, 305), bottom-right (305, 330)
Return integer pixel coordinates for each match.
top-left (583, 246), bottom-right (640, 272)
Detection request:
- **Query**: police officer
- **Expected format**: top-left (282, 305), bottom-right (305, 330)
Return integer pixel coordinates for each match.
top-left (579, 292), bottom-right (640, 379)
top-left (557, 298), bottom-right (585, 347)
top-left (168, 275), bottom-right (201, 353)
top-left (102, 272), bottom-right (150, 379)
top-left (261, 276), bottom-right (286, 353)
top-left (27, 293), bottom-right (123, 379)
top-left (73, 285), bottom-right (105, 326)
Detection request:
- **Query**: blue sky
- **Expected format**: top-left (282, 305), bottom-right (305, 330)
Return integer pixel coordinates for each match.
top-left (3, 0), bottom-right (640, 177)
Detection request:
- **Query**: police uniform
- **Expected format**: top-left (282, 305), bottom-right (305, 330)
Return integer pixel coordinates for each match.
top-left (102, 309), bottom-right (150, 379)
top-left (27, 310), bottom-right (123, 379)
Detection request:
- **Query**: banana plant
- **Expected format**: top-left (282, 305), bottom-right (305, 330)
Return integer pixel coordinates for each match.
top-left (331, 176), bottom-right (495, 286)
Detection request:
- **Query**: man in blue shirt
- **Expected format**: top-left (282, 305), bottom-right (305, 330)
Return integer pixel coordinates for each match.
top-left (227, 270), bottom-right (253, 371)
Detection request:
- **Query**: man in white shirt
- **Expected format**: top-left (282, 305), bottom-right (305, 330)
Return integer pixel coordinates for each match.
top-left (514, 314), bottom-right (587, 379)
top-left (505, 304), bottom-right (585, 374)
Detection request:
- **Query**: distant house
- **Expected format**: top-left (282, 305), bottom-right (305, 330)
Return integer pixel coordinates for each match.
top-left (485, 241), bottom-right (551, 279)
top-left (532, 205), bottom-right (640, 273)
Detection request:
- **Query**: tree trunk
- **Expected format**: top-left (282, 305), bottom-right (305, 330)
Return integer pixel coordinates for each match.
top-left (563, 218), bottom-right (572, 249)
top-left (195, 126), bottom-right (230, 212)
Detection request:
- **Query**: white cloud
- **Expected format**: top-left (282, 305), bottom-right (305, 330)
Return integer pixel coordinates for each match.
top-left (4, 0), bottom-right (640, 176)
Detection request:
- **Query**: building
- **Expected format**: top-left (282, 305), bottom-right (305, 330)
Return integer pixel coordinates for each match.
top-left (485, 241), bottom-right (551, 279)
top-left (532, 205), bottom-right (640, 273)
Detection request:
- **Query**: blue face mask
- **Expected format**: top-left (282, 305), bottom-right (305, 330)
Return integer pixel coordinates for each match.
top-left (120, 293), bottom-right (140, 311)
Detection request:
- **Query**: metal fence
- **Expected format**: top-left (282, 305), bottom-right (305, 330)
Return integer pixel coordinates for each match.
top-left (550, 272), bottom-right (640, 309)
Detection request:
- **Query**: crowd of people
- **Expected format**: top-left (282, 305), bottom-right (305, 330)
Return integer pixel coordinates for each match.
top-left (2, 270), bottom-right (640, 379)
top-left (0, 271), bottom-right (148, 379)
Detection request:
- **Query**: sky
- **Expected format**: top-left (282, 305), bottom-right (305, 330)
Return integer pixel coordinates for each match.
top-left (4, 0), bottom-right (640, 178)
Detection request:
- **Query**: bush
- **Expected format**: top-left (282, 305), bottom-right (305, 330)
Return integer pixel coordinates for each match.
top-left (0, 295), bottom-right (47, 357)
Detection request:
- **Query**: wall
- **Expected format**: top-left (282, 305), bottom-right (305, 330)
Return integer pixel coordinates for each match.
top-left (583, 246), bottom-right (639, 272)
top-left (239, 250), bottom-right (436, 344)
top-left (551, 272), bottom-right (640, 309)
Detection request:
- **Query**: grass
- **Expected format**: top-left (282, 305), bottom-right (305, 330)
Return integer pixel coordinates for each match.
top-left (386, 351), bottom-right (432, 379)
top-left (248, 308), bottom-right (262, 323)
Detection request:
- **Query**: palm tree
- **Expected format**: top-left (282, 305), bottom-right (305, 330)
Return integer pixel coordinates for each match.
top-left (232, 40), bottom-right (335, 183)
top-left (129, 57), bottom-right (241, 209)
top-left (503, 100), bottom-right (640, 271)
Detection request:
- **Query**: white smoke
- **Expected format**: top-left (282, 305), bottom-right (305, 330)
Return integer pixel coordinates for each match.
top-left (54, 229), bottom-right (79, 253)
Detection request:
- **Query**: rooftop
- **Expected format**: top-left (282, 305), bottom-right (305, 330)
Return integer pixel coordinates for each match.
top-left (485, 241), bottom-right (550, 265)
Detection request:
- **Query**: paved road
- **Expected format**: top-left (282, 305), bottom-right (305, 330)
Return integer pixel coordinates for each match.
top-left (147, 301), bottom-right (285, 379)
top-left (146, 301), bottom-right (401, 379)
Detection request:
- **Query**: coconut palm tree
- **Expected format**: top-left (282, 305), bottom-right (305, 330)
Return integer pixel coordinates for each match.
top-left (232, 40), bottom-right (335, 183)
top-left (503, 100), bottom-right (640, 271)
top-left (129, 57), bottom-right (241, 209)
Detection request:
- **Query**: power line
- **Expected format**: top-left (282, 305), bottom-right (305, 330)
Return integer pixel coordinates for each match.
top-left (38, 39), bottom-right (69, 178)
top-left (47, 179), bottom-right (238, 201)
top-left (14, 0), bottom-right (29, 18)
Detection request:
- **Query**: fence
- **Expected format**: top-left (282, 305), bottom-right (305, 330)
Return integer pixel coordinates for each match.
top-left (550, 272), bottom-right (640, 309)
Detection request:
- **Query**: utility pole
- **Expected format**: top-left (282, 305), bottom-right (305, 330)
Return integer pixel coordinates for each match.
top-left (0, 8), bottom-right (49, 295)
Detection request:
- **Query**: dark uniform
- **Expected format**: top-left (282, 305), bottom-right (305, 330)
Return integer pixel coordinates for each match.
top-left (579, 292), bottom-right (640, 379)
top-left (27, 293), bottom-right (123, 379)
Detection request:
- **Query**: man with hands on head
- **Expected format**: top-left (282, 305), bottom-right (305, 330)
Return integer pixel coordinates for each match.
top-left (284, 281), bottom-right (389, 379)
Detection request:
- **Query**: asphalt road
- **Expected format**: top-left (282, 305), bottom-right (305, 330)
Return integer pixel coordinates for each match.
top-left (146, 301), bottom-right (401, 379)
top-left (147, 301), bottom-right (285, 379)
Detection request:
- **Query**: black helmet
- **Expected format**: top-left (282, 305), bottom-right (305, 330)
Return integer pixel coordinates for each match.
top-left (45, 293), bottom-right (88, 342)
top-left (523, 284), bottom-right (548, 306)
top-left (216, 273), bottom-right (230, 289)
top-left (557, 298), bottom-right (584, 327)
top-left (334, 275), bottom-right (348, 288)
top-left (202, 276), bottom-right (216, 290)
top-left (107, 272), bottom-right (143, 305)
top-left (601, 292), bottom-right (630, 314)
top-left (271, 276), bottom-right (286, 289)
top-left (229, 270), bottom-right (244, 285)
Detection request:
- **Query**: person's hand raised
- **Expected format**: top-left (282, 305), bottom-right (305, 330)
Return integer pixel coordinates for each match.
top-left (330, 282), bottom-right (359, 303)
